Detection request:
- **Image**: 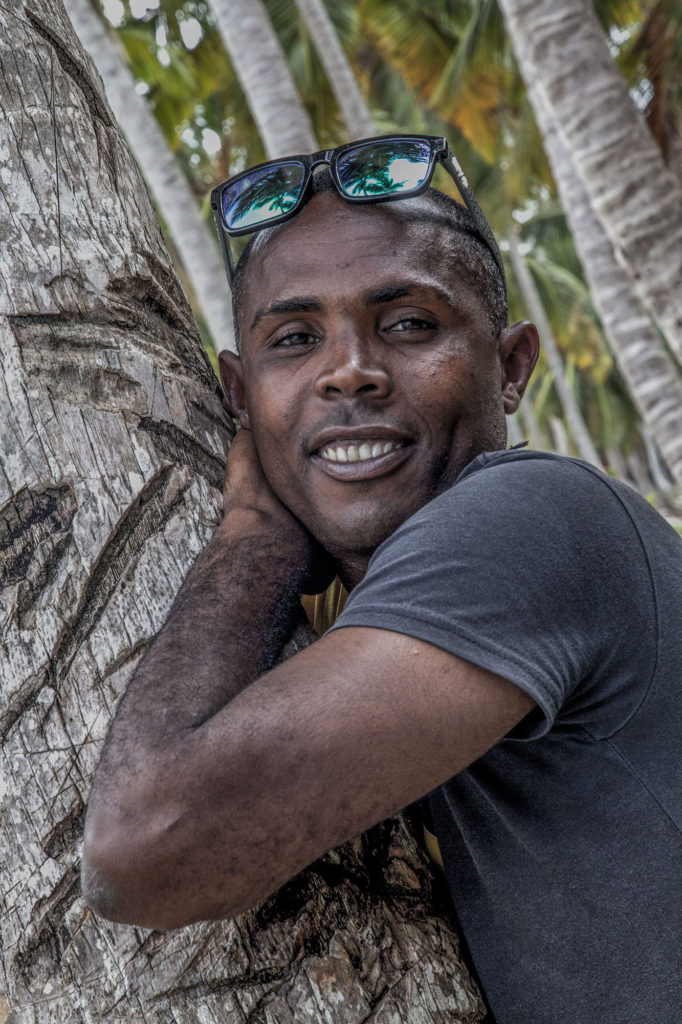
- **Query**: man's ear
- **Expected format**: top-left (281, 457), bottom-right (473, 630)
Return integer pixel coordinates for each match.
top-left (218, 349), bottom-right (251, 428)
top-left (498, 321), bottom-right (540, 414)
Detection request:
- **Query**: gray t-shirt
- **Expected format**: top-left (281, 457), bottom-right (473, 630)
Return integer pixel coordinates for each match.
top-left (330, 448), bottom-right (682, 1024)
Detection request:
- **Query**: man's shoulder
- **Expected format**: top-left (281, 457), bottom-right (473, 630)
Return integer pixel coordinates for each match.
top-left (402, 446), bottom-right (636, 540)
top-left (456, 445), bottom-right (609, 490)
top-left (364, 444), bottom-right (679, 612)
top-left (425, 445), bottom-right (671, 540)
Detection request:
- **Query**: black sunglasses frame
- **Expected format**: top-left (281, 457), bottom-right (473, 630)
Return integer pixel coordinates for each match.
top-left (209, 133), bottom-right (505, 289)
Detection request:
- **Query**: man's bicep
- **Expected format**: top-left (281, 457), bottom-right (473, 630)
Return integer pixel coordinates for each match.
top-left (203, 626), bottom-right (535, 902)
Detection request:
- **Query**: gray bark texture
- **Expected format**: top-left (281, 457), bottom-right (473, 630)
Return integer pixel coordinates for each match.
top-left (0, 4), bottom-right (486, 1021)
top-left (497, 0), bottom-right (682, 368)
top-left (208, 0), bottom-right (318, 158)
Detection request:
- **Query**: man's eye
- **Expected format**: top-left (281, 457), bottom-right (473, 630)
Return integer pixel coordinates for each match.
top-left (388, 316), bottom-right (435, 333)
top-left (274, 331), bottom-right (318, 348)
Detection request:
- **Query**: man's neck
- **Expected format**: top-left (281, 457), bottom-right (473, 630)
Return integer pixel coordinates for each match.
top-left (336, 553), bottom-right (373, 592)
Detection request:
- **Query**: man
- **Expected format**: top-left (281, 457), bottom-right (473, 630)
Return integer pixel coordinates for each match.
top-left (82, 136), bottom-right (682, 1024)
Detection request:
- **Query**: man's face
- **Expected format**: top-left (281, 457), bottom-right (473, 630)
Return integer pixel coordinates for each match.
top-left (222, 191), bottom-right (537, 566)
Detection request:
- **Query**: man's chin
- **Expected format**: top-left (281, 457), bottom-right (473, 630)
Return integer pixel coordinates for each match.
top-left (309, 503), bottom-right (423, 564)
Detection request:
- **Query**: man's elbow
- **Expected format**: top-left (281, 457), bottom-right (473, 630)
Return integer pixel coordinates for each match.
top-left (80, 813), bottom-right (172, 929)
top-left (80, 806), bottom-right (252, 930)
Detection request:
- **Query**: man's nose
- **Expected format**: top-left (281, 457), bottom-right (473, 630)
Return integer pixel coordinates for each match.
top-left (314, 335), bottom-right (392, 400)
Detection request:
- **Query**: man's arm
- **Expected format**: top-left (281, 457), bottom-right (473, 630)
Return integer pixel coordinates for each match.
top-left (82, 431), bottom-right (534, 930)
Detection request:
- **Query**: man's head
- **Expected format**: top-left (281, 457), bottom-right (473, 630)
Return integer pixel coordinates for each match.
top-left (219, 183), bottom-right (539, 584)
top-left (230, 174), bottom-right (508, 347)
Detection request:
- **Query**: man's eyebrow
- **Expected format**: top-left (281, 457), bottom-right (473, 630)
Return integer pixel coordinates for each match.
top-left (250, 297), bottom-right (322, 331)
top-left (363, 285), bottom-right (413, 306)
top-left (363, 283), bottom-right (453, 308)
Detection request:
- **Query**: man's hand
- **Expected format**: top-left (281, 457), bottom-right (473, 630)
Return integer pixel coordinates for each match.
top-left (223, 426), bottom-right (335, 595)
top-left (223, 426), bottom-right (290, 521)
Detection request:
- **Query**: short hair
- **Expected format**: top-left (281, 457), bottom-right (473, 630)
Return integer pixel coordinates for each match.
top-left (231, 169), bottom-right (508, 347)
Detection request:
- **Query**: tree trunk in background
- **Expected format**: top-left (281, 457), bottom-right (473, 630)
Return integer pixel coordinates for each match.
top-left (208, 0), bottom-right (317, 157)
top-left (519, 58), bottom-right (682, 488)
top-left (67, 0), bottom-right (236, 355)
top-left (508, 232), bottom-right (602, 467)
top-left (0, 3), bottom-right (486, 1021)
top-left (506, 413), bottom-right (524, 446)
top-left (518, 397), bottom-right (546, 453)
top-left (498, 0), bottom-right (682, 369)
top-left (294, 0), bottom-right (376, 139)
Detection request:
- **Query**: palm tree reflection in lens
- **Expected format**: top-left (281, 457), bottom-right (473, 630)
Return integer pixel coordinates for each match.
top-left (226, 163), bottom-right (306, 229)
top-left (337, 141), bottom-right (431, 197)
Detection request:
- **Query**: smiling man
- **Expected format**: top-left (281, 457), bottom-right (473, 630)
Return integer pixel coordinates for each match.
top-left (82, 137), bottom-right (682, 1024)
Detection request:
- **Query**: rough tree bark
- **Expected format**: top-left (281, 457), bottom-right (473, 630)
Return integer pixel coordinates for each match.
top-left (0, 3), bottom-right (485, 1021)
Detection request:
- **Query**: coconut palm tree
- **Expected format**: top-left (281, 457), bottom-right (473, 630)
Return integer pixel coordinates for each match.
top-left (69, 0), bottom-right (236, 354)
top-left (0, 3), bottom-right (485, 1022)
top-left (294, 0), bottom-right (376, 138)
top-left (508, 229), bottom-right (603, 466)
top-left (497, 0), bottom-right (682, 368)
top-left (208, 0), bottom-right (317, 157)
top-left (516, 36), bottom-right (682, 488)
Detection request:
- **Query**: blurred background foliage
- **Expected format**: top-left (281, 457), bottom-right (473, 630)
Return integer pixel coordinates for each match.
top-left (91, 0), bottom-right (682, 495)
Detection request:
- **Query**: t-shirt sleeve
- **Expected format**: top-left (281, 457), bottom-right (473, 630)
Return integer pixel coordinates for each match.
top-left (328, 452), bottom-right (657, 738)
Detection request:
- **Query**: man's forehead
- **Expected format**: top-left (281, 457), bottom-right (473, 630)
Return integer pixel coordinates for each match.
top-left (241, 195), bottom-right (467, 301)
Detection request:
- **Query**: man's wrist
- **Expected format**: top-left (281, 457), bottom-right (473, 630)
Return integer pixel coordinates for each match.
top-left (217, 506), bottom-right (311, 574)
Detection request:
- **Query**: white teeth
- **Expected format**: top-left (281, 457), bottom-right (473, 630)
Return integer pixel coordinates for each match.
top-left (318, 439), bottom-right (403, 463)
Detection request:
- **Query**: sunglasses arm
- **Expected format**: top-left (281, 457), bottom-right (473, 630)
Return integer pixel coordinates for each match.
top-left (211, 197), bottom-right (236, 291)
top-left (441, 152), bottom-right (506, 288)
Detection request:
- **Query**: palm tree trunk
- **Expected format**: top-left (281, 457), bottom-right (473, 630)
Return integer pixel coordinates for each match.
top-left (208, 0), bottom-right (317, 157)
top-left (508, 232), bottom-right (603, 467)
top-left (520, 60), bottom-right (682, 488)
top-left (518, 395), bottom-right (546, 452)
top-left (294, 0), bottom-right (376, 139)
top-left (0, 4), bottom-right (485, 1021)
top-left (506, 412), bottom-right (524, 446)
top-left (67, 0), bottom-right (235, 355)
top-left (497, 0), bottom-right (682, 368)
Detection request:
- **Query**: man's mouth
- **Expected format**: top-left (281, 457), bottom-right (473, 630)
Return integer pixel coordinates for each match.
top-left (317, 439), bottom-right (403, 463)
top-left (309, 428), bottom-right (413, 480)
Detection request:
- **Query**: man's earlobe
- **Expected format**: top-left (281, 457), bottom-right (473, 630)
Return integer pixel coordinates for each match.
top-left (498, 321), bottom-right (540, 414)
top-left (218, 349), bottom-right (251, 428)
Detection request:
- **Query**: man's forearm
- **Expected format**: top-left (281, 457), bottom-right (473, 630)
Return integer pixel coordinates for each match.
top-left (82, 507), bottom-right (311, 919)
top-left (105, 509), bottom-right (308, 742)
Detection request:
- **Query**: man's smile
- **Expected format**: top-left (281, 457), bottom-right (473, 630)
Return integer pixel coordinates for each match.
top-left (318, 439), bottom-right (403, 462)
top-left (309, 425), bottom-right (413, 481)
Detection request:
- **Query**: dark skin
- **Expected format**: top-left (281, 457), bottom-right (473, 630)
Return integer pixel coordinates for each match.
top-left (81, 192), bottom-right (540, 930)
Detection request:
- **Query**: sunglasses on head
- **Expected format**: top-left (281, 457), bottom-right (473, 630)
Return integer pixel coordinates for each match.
top-left (209, 133), bottom-right (504, 288)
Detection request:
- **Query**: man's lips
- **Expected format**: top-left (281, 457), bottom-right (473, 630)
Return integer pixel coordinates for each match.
top-left (318, 438), bottom-right (403, 463)
top-left (309, 426), bottom-right (413, 480)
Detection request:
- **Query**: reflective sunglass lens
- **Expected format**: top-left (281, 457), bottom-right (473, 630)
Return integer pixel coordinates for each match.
top-left (222, 161), bottom-right (306, 230)
top-left (336, 140), bottom-right (433, 198)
